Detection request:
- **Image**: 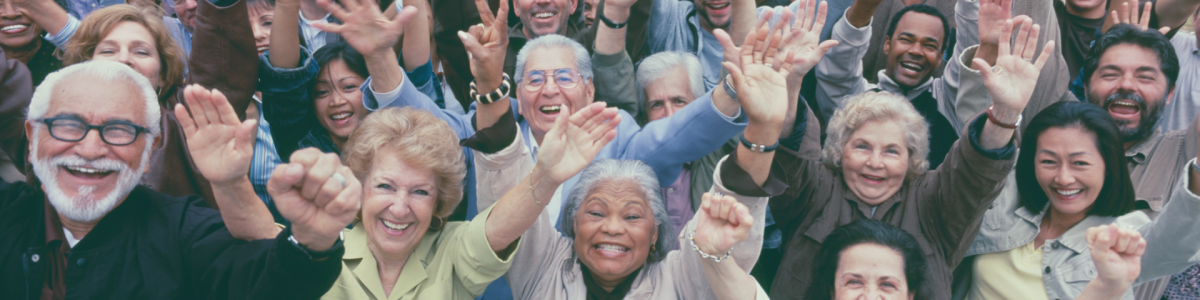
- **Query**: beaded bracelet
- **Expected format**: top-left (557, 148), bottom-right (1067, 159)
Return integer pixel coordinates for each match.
top-left (688, 232), bottom-right (731, 263)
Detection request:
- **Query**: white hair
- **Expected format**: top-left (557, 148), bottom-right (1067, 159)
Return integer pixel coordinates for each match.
top-left (26, 60), bottom-right (161, 136)
top-left (560, 159), bottom-right (675, 263)
top-left (635, 51), bottom-right (704, 111)
top-left (514, 34), bottom-right (594, 85)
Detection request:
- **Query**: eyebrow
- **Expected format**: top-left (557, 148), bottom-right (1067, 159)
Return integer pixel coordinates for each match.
top-left (1038, 150), bottom-right (1093, 157)
top-left (898, 32), bottom-right (941, 45)
top-left (49, 113), bottom-right (137, 125)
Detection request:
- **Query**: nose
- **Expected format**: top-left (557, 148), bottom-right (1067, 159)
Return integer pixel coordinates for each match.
top-left (1117, 74), bottom-right (1138, 91)
top-left (1, 1), bottom-right (17, 17)
top-left (540, 78), bottom-right (562, 97)
top-left (330, 89), bottom-right (352, 106)
top-left (598, 215), bottom-right (625, 236)
top-left (253, 25), bottom-right (267, 41)
top-left (1053, 165), bottom-right (1076, 187)
top-left (662, 105), bottom-right (678, 119)
top-left (115, 49), bottom-right (136, 67)
top-left (865, 151), bottom-right (886, 169)
top-left (386, 194), bottom-right (414, 217)
top-left (73, 128), bottom-right (112, 160)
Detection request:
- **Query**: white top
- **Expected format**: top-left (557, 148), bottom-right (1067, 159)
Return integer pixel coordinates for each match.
top-left (299, 11), bottom-right (330, 51)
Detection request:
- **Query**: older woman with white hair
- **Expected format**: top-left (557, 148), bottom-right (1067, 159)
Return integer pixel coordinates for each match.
top-left (765, 19), bottom-right (1056, 300)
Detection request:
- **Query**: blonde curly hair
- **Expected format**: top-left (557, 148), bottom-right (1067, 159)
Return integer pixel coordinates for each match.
top-left (822, 91), bottom-right (930, 179)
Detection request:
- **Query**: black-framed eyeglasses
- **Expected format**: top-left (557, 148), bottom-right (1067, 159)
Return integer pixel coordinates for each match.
top-left (38, 116), bottom-right (149, 146)
top-left (523, 68), bottom-right (582, 91)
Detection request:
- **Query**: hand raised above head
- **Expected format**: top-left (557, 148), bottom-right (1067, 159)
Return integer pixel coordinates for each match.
top-left (692, 192), bottom-right (754, 257)
top-left (268, 148), bottom-right (362, 252)
top-left (458, 0), bottom-right (510, 94)
top-left (716, 17), bottom-right (794, 126)
top-left (176, 84), bottom-right (258, 187)
top-left (312, 0), bottom-right (419, 57)
top-left (977, 0), bottom-right (1013, 47)
top-left (972, 17), bottom-right (1054, 116)
top-left (534, 102), bottom-right (621, 184)
top-left (1104, 0), bottom-right (1171, 35)
top-left (778, 0), bottom-right (838, 80)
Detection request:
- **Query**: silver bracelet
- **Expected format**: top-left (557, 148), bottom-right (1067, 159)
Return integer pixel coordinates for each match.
top-left (688, 232), bottom-right (731, 263)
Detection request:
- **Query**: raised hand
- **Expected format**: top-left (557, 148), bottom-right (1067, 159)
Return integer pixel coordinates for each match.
top-left (1086, 224), bottom-right (1146, 290)
top-left (1103, 0), bottom-right (1171, 35)
top-left (972, 17), bottom-right (1053, 116)
top-left (692, 192), bottom-right (754, 257)
top-left (312, 0), bottom-right (419, 57)
top-left (176, 85), bottom-right (258, 186)
top-left (978, 0), bottom-right (1013, 47)
top-left (716, 20), bottom-right (795, 126)
top-left (458, 0), bottom-right (510, 93)
top-left (268, 148), bottom-right (362, 251)
top-left (534, 102), bottom-right (621, 184)
top-left (778, 0), bottom-right (838, 80)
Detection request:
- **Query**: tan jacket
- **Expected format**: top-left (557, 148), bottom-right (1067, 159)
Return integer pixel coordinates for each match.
top-left (473, 130), bottom-right (769, 300)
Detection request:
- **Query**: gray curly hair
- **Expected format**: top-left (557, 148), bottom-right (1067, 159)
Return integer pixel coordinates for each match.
top-left (822, 91), bottom-right (930, 179)
top-left (560, 159), bottom-right (675, 263)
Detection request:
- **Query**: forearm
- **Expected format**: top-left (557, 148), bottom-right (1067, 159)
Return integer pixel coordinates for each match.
top-left (211, 178), bottom-right (284, 240)
top-left (23, 0), bottom-right (69, 37)
top-left (700, 258), bottom-right (760, 300)
top-left (737, 120), bottom-right (782, 186)
top-left (365, 51), bottom-right (405, 94)
top-left (978, 106), bottom-right (1019, 149)
top-left (270, 1), bottom-right (302, 69)
top-left (713, 79), bottom-right (742, 117)
top-left (400, 0), bottom-right (432, 70)
top-left (483, 164), bottom-right (560, 253)
top-left (1154, 0), bottom-right (1200, 29)
top-left (730, 0), bottom-right (757, 44)
top-left (843, 0), bottom-right (882, 28)
top-left (780, 78), bottom-right (803, 139)
top-left (1075, 279), bottom-right (1129, 300)
top-left (594, 0), bottom-right (631, 55)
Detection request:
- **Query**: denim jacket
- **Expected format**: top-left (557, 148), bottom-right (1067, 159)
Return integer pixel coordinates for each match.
top-left (958, 160), bottom-right (1200, 300)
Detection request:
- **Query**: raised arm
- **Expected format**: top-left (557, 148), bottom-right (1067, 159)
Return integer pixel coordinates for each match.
top-left (12, 0), bottom-right (69, 42)
top-left (973, 18), bottom-right (1054, 149)
top-left (270, 0), bottom-right (302, 68)
top-left (188, 0), bottom-right (260, 121)
top-left (1101, 0), bottom-right (1172, 35)
top-left (483, 102), bottom-right (620, 254)
top-left (777, 0), bottom-right (836, 139)
top-left (178, 85), bottom-right (281, 240)
top-left (1152, 0), bottom-right (1200, 32)
top-left (0, 47), bottom-right (31, 175)
top-left (591, 0), bottom-right (640, 115)
top-left (694, 193), bottom-right (765, 300)
top-left (457, 0), bottom-right (511, 131)
top-left (312, 0), bottom-right (419, 95)
top-left (398, 0), bottom-right (431, 70)
top-left (812, 0), bottom-right (880, 118)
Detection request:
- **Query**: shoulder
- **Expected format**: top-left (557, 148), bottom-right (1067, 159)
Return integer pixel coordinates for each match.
top-left (0, 180), bottom-right (41, 214)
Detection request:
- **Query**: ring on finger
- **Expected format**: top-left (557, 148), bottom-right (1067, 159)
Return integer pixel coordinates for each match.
top-left (1023, 58), bottom-right (1033, 62)
top-left (331, 173), bottom-right (346, 189)
top-left (764, 63), bottom-right (773, 68)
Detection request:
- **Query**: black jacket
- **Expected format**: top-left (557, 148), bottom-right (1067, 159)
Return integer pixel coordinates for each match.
top-left (0, 181), bottom-right (342, 300)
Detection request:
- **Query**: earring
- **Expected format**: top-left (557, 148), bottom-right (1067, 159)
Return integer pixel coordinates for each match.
top-left (429, 216), bottom-right (445, 230)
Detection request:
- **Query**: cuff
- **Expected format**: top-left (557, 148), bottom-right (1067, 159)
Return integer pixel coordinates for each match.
top-left (461, 105), bottom-right (518, 154)
top-left (958, 45), bottom-right (981, 72)
top-left (44, 16), bottom-right (80, 48)
top-left (258, 47), bottom-right (320, 92)
top-left (368, 76), bottom-right (404, 101)
top-left (833, 15), bottom-right (872, 46)
top-left (273, 227), bottom-right (344, 296)
top-left (591, 49), bottom-right (630, 68)
top-left (967, 114), bottom-right (1016, 160)
top-left (406, 60), bottom-right (435, 87)
top-left (779, 96), bottom-right (810, 151)
top-left (718, 151), bottom-right (790, 197)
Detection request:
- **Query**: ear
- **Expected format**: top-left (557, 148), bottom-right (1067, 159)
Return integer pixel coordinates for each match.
top-left (24, 122), bottom-right (35, 160)
top-left (1166, 85), bottom-right (1176, 107)
top-left (883, 35), bottom-right (891, 54)
top-left (584, 78), bottom-right (596, 104)
top-left (569, 0), bottom-right (577, 14)
top-left (513, 0), bottom-right (523, 15)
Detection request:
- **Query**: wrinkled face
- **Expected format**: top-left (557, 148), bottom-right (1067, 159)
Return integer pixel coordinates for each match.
top-left (0, 0), bottom-right (40, 51)
top-left (1034, 126), bottom-right (1105, 217)
top-left (583, 0), bottom-right (597, 28)
top-left (515, 0), bottom-right (575, 38)
top-left (249, 4), bottom-right (274, 56)
top-left (517, 46), bottom-right (594, 140)
top-left (841, 119), bottom-right (910, 206)
top-left (693, 0), bottom-right (733, 31)
top-left (314, 59), bottom-right (369, 145)
top-left (361, 150), bottom-right (438, 260)
top-left (174, 0), bottom-right (198, 31)
top-left (834, 243), bottom-right (913, 300)
top-left (643, 68), bottom-right (697, 123)
top-left (91, 21), bottom-right (163, 89)
top-left (28, 76), bottom-right (150, 223)
top-left (1086, 44), bottom-right (1172, 144)
top-left (883, 13), bottom-right (944, 89)
top-left (573, 180), bottom-right (658, 286)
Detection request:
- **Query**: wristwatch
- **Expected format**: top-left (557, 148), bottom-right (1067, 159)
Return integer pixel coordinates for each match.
top-left (470, 73), bottom-right (512, 104)
top-left (288, 231), bottom-right (345, 260)
top-left (722, 74), bottom-right (739, 103)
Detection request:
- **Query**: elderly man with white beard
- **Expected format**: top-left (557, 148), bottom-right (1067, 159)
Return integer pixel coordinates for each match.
top-left (0, 59), bottom-right (359, 299)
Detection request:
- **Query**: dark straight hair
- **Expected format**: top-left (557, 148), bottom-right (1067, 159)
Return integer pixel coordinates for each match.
top-left (1015, 101), bottom-right (1136, 216)
top-left (885, 4), bottom-right (951, 52)
top-left (312, 41), bottom-right (370, 83)
top-left (805, 219), bottom-right (930, 300)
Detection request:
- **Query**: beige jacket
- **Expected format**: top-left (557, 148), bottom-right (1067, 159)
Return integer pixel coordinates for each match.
top-left (473, 130), bottom-right (769, 300)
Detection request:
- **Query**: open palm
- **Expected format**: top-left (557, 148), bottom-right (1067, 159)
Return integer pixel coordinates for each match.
top-left (535, 102), bottom-right (620, 183)
top-left (974, 18), bottom-right (1053, 112)
top-left (779, 0), bottom-right (837, 79)
top-left (977, 0), bottom-right (1012, 46)
top-left (716, 22), bottom-right (793, 124)
top-left (177, 85), bottom-right (258, 186)
top-left (313, 0), bottom-right (418, 55)
top-left (693, 192), bottom-right (754, 255)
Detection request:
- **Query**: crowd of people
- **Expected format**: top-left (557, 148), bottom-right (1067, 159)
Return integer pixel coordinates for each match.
top-left (0, 0), bottom-right (1197, 297)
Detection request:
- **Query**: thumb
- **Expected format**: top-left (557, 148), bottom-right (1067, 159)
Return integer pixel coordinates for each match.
top-left (459, 31), bottom-right (486, 55)
top-left (973, 58), bottom-right (993, 82)
top-left (267, 163), bottom-right (306, 196)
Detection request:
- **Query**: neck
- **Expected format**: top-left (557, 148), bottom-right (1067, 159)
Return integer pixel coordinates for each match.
top-left (1042, 208), bottom-right (1088, 237)
top-left (58, 212), bottom-right (98, 241)
top-left (589, 272), bottom-right (626, 293)
top-left (369, 244), bottom-right (411, 297)
top-left (299, 0), bottom-right (327, 21)
top-left (699, 21), bottom-right (724, 36)
top-left (2, 39), bottom-right (42, 64)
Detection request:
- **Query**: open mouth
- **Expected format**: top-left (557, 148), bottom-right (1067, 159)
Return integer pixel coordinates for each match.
top-left (861, 174), bottom-right (885, 184)
top-left (329, 112), bottom-right (354, 125)
top-left (898, 61), bottom-right (925, 75)
top-left (63, 166), bottom-right (116, 180)
top-left (0, 24), bottom-right (30, 34)
top-left (534, 11), bottom-right (557, 19)
top-left (257, 46), bottom-right (269, 54)
top-left (706, 2), bottom-right (730, 10)
top-left (1107, 100), bottom-right (1142, 118)
top-left (594, 244), bottom-right (630, 257)
top-left (381, 219), bottom-right (412, 234)
top-left (539, 105), bottom-right (562, 114)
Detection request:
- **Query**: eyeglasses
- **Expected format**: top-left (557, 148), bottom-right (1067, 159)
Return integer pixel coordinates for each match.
top-left (39, 116), bottom-right (149, 146)
top-left (522, 68), bottom-right (582, 92)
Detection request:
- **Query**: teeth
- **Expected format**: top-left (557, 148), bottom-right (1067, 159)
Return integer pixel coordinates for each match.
top-left (901, 62), bottom-right (922, 71)
top-left (1056, 189), bottom-right (1082, 196)
top-left (1, 24), bottom-right (29, 32)
top-left (1113, 100), bottom-right (1138, 107)
top-left (535, 12), bottom-right (555, 18)
top-left (540, 105), bottom-right (562, 113)
top-left (66, 166), bottom-right (107, 174)
top-left (382, 220), bottom-right (411, 231)
top-left (709, 3), bottom-right (729, 8)
top-left (331, 112), bottom-right (352, 120)
top-left (596, 244), bottom-right (629, 252)
top-left (257, 46), bottom-right (269, 52)
top-left (862, 174), bottom-right (885, 181)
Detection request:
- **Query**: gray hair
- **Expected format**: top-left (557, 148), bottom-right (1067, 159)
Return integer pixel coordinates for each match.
top-left (27, 60), bottom-right (161, 136)
top-left (560, 159), bottom-right (676, 263)
top-left (514, 34), bottom-right (594, 85)
top-left (822, 91), bottom-right (930, 179)
top-left (635, 51), bottom-right (704, 115)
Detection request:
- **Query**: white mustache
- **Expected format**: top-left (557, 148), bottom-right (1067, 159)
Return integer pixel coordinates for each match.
top-left (48, 155), bottom-right (130, 173)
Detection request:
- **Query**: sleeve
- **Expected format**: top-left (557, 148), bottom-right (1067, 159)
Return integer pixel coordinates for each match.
top-left (360, 73), bottom-right (476, 140)
top-left (1134, 159), bottom-right (1200, 284)
top-left (405, 60), bottom-right (442, 104)
top-left (952, 45), bottom-right (991, 129)
top-left (767, 113), bottom-right (835, 232)
top-left (646, 0), bottom-right (685, 53)
top-left (472, 126), bottom-right (531, 213)
top-left (187, 0), bottom-right (258, 121)
top-left (591, 48), bottom-right (640, 117)
top-left (258, 48), bottom-right (320, 162)
top-left (933, 0), bottom-right (982, 131)
top-left (449, 204), bottom-right (519, 294)
top-left (616, 90), bottom-right (748, 185)
top-left (671, 155), bottom-right (769, 299)
top-left (42, 15), bottom-right (79, 49)
top-left (814, 15), bottom-right (872, 119)
top-left (186, 212), bottom-right (342, 299)
top-left (917, 115), bottom-right (1016, 265)
top-left (0, 47), bottom-right (32, 176)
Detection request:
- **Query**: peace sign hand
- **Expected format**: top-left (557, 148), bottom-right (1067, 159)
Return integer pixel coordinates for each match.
top-left (458, 0), bottom-right (510, 94)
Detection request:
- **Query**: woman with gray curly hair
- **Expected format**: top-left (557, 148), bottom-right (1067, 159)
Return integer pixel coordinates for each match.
top-left (766, 19), bottom-right (1055, 300)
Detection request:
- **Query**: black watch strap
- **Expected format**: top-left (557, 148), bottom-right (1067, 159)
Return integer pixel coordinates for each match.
top-left (598, 10), bottom-right (628, 29)
top-left (740, 135), bottom-right (778, 153)
top-left (288, 231), bottom-right (345, 260)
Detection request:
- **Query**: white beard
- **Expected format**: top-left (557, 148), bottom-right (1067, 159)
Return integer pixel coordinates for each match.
top-left (30, 135), bottom-right (150, 223)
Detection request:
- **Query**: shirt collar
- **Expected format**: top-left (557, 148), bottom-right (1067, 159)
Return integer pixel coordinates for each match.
top-left (343, 223), bottom-right (443, 299)
top-left (1123, 129), bottom-right (1164, 165)
top-left (1057, 215), bottom-right (1119, 253)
